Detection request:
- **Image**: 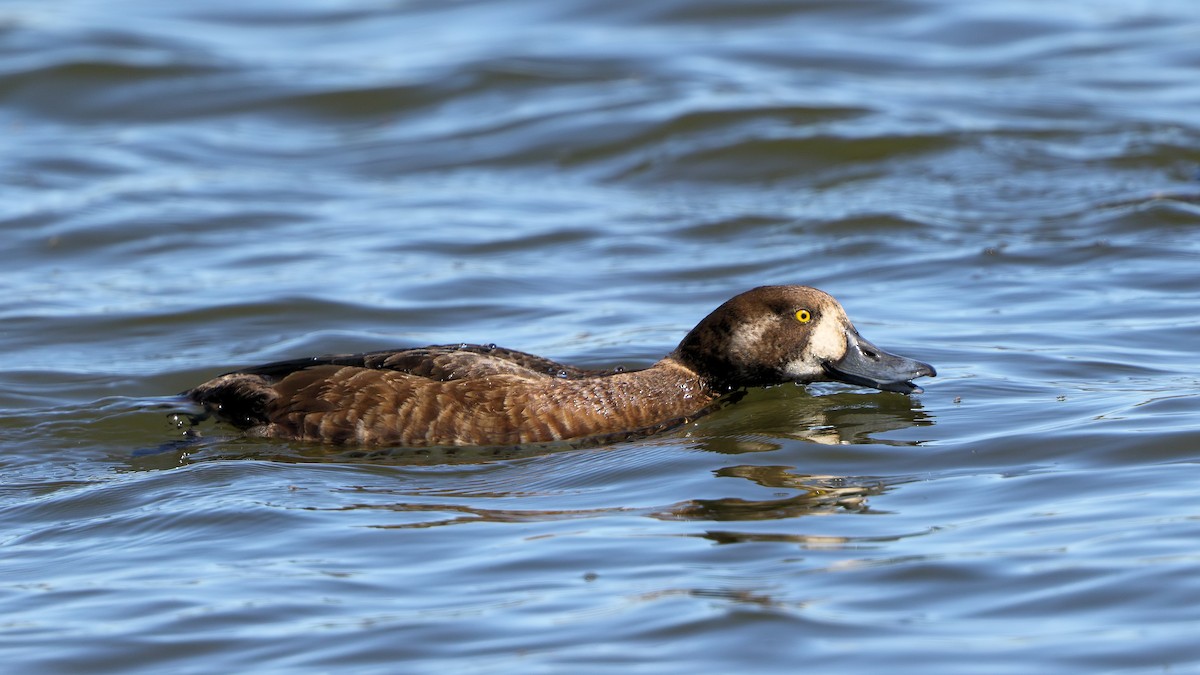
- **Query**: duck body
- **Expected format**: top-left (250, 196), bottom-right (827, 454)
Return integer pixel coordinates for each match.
top-left (189, 345), bottom-right (720, 446)
top-left (186, 286), bottom-right (935, 447)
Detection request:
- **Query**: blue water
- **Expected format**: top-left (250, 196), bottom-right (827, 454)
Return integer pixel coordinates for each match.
top-left (2, 0), bottom-right (1200, 672)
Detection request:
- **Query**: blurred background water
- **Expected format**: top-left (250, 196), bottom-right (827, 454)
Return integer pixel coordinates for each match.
top-left (2, 0), bottom-right (1199, 672)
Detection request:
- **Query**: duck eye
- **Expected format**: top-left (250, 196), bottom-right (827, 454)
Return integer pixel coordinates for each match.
top-left (794, 309), bottom-right (812, 324)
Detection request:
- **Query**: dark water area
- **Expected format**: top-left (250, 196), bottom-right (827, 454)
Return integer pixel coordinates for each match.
top-left (3, 0), bottom-right (1200, 672)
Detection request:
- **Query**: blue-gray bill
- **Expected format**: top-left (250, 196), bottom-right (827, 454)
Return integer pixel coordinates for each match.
top-left (822, 331), bottom-right (936, 394)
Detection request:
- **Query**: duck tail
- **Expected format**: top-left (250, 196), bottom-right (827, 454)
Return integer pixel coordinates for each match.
top-left (184, 373), bottom-right (277, 430)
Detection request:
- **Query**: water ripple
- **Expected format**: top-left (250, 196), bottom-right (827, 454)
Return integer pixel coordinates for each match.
top-left (3, 0), bottom-right (1200, 671)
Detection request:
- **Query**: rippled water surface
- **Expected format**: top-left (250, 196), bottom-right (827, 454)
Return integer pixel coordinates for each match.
top-left (3, 0), bottom-right (1200, 672)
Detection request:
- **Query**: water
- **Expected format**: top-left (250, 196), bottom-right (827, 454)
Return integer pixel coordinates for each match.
top-left (3, 0), bottom-right (1200, 671)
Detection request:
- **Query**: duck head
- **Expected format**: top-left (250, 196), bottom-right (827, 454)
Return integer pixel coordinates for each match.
top-left (672, 285), bottom-right (935, 394)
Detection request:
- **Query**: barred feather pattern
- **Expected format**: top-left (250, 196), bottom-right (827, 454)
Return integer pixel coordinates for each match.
top-left (188, 346), bottom-right (719, 447)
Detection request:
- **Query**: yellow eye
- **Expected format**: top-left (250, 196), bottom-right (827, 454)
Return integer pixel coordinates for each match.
top-left (795, 309), bottom-right (812, 324)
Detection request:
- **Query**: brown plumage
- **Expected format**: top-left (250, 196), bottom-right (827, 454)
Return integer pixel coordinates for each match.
top-left (185, 285), bottom-right (935, 447)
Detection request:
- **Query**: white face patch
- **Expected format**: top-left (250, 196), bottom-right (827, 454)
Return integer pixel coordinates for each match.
top-left (782, 306), bottom-right (850, 380)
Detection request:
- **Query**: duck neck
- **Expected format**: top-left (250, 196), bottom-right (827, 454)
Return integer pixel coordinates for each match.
top-left (640, 356), bottom-right (719, 398)
top-left (667, 341), bottom-right (742, 393)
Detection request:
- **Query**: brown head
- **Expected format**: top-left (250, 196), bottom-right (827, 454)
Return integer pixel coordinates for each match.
top-left (671, 285), bottom-right (935, 393)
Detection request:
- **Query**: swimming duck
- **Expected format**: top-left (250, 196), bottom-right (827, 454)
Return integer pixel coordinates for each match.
top-left (186, 285), bottom-right (934, 447)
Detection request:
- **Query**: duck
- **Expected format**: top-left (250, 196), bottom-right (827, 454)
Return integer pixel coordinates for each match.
top-left (185, 285), bottom-right (935, 447)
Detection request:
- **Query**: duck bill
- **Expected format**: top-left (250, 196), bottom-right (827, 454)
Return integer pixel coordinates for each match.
top-left (822, 330), bottom-right (936, 394)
